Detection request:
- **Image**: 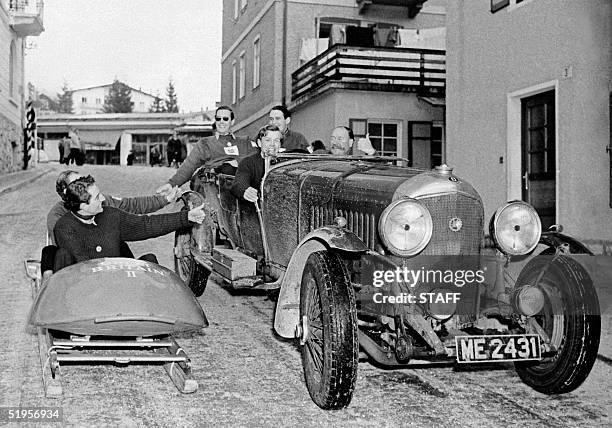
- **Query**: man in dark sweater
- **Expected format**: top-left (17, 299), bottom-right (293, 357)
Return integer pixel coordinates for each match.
top-left (156, 105), bottom-right (256, 197)
top-left (54, 176), bottom-right (206, 266)
top-left (268, 105), bottom-right (309, 152)
top-left (231, 125), bottom-right (282, 203)
top-left (47, 170), bottom-right (179, 243)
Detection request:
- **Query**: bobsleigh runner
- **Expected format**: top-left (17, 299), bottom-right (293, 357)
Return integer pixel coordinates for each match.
top-left (24, 257), bottom-right (208, 397)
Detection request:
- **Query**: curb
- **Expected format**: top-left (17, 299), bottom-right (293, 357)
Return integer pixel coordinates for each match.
top-left (0, 166), bottom-right (55, 196)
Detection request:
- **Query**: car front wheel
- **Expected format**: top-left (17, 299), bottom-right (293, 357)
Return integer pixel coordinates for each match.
top-left (514, 255), bottom-right (600, 394)
top-left (300, 250), bottom-right (358, 410)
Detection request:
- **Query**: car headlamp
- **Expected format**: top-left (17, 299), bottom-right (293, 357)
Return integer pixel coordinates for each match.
top-left (490, 201), bottom-right (541, 256)
top-left (378, 198), bottom-right (433, 256)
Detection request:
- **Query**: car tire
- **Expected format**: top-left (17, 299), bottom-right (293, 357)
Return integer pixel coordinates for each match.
top-left (514, 255), bottom-right (600, 394)
top-left (300, 250), bottom-right (358, 410)
top-left (174, 228), bottom-right (210, 297)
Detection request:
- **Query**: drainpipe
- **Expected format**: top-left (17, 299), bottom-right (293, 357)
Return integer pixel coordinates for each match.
top-left (281, 0), bottom-right (288, 105)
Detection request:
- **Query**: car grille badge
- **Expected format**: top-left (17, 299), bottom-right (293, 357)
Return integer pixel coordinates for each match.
top-left (449, 217), bottom-right (463, 232)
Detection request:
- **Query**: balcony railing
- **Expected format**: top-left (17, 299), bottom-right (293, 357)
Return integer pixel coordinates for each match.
top-left (9, 0), bottom-right (44, 37)
top-left (291, 44), bottom-right (445, 105)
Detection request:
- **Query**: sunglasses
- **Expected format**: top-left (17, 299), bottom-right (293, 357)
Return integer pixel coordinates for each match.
top-left (215, 116), bottom-right (231, 122)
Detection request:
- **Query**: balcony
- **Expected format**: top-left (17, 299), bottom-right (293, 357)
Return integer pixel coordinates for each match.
top-left (9, 0), bottom-right (44, 37)
top-left (291, 44), bottom-right (445, 107)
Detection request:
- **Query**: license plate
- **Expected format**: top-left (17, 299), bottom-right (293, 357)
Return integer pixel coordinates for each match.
top-left (455, 334), bottom-right (541, 363)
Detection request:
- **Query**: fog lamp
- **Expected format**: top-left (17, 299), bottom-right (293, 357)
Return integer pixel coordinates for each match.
top-left (426, 288), bottom-right (458, 321)
top-left (512, 285), bottom-right (545, 317)
top-left (378, 198), bottom-right (433, 256)
top-left (490, 201), bottom-right (541, 256)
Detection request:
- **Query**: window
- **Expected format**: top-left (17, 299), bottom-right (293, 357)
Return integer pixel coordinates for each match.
top-left (9, 41), bottom-right (16, 98)
top-left (430, 124), bottom-right (444, 167)
top-left (139, 102), bottom-right (145, 110)
top-left (81, 97), bottom-right (87, 103)
top-left (231, 60), bottom-right (237, 104)
top-left (239, 51), bottom-right (246, 99)
top-left (252, 36), bottom-right (260, 89)
top-left (234, 0), bottom-right (239, 19)
top-left (95, 98), bottom-right (101, 104)
top-left (350, 118), bottom-right (401, 157)
top-left (368, 121), bottom-right (398, 157)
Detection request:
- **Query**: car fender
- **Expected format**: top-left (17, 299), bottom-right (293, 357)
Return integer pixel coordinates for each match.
top-left (273, 227), bottom-right (368, 339)
top-left (539, 231), bottom-right (593, 255)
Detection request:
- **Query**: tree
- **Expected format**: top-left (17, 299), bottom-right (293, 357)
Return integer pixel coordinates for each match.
top-left (149, 92), bottom-right (165, 113)
top-left (103, 79), bottom-right (133, 113)
top-left (164, 79), bottom-right (179, 113)
top-left (57, 81), bottom-right (73, 114)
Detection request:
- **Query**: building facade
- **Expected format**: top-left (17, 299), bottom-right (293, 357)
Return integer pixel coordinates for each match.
top-left (37, 111), bottom-right (213, 166)
top-left (0, 0), bottom-right (44, 173)
top-left (221, 0), bottom-right (447, 168)
top-left (71, 83), bottom-right (158, 115)
top-left (446, 0), bottom-right (611, 243)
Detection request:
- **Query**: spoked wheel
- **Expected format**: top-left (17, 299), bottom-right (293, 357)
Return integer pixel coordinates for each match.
top-left (300, 251), bottom-right (358, 410)
top-left (514, 255), bottom-right (600, 394)
top-left (174, 228), bottom-right (210, 297)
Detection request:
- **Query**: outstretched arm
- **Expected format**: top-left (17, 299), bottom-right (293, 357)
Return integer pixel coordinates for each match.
top-left (104, 194), bottom-right (169, 214)
top-left (118, 209), bottom-right (191, 242)
top-left (168, 142), bottom-right (210, 187)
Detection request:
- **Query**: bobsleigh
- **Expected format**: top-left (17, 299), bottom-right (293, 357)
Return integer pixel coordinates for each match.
top-left (25, 257), bottom-right (208, 396)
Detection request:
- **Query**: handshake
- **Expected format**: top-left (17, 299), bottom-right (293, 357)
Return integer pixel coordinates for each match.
top-left (157, 183), bottom-right (206, 225)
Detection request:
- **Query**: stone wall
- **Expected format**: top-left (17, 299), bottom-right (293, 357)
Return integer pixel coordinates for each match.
top-left (0, 111), bottom-right (23, 173)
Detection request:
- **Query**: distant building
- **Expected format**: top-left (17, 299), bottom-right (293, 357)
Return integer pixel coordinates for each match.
top-left (0, 0), bottom-right (45, 173)
top-left (446, 0), bottom-right (611, 243)
top-left (71, 83), bottom-right (158, 115)
top-left (221, 0), bottom-right (446, 167)
top-left (37, 111), bottom-right (213, 166)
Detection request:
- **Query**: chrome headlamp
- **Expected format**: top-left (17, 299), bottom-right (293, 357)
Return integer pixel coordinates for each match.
top-left (378, 198), bottom-right (433, 256)
top-left (490, 201), bottom-right (541, 256)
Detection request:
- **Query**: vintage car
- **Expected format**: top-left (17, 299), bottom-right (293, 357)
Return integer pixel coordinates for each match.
top-left (174, 154), bottom-right (600, 410)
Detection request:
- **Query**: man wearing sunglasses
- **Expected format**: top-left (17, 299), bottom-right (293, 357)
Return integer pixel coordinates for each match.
top-left (157, 105), bottom-right (256, 196)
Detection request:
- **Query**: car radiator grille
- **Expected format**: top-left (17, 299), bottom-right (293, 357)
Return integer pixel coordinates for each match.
top-left (310, 205), bottom-right (379, 249)
top-left (419, 193), bottom-right (483, 256)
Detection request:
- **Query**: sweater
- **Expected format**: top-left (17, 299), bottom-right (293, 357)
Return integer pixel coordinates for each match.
top-left (282, 130), bottom-right (309, 151)
top-left (54, 206), bottom-right (190, 263)
top-left (47, 193), bottom-right (168, 241)
top-left (230, 152), bottom-right (265, 200)
top-left (168, 134), bottom-right (256, 186)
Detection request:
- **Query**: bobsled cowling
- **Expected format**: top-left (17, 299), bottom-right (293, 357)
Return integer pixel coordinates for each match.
top-left (30, 257), bottom-right (208, 336)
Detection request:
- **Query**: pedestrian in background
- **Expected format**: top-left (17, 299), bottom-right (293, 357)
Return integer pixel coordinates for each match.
top-left (66, 127), bottom-right (81, 165)
top-left (167, 131), bottom-right (182, 168)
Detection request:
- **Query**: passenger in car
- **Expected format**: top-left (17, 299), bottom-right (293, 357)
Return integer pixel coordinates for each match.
top-left (47, 170), bottom-right (179, 244)
top-left (268, 105), bottom-right (309, 152)
top-left (156, 105), bottom-right (257, 197)
top-left (54, 175), bottom-right (206, 269)
top-left (231, 125), bottom-right (282, 203)
top-left (329, 126), bottom-right (377, 156)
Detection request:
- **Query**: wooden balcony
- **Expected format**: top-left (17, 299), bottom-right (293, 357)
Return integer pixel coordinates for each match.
top-left (291, 44), bottom-right (445, 106)
top-left (9, 0), bottom-right (44, 37)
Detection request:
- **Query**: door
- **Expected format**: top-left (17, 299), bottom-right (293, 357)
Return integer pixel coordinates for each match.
top-left (522, 91), bottom-right (555, 229)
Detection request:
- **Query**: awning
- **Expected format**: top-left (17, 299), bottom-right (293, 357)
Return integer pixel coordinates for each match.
top-left (79, 130), bottom-right (123, 151)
